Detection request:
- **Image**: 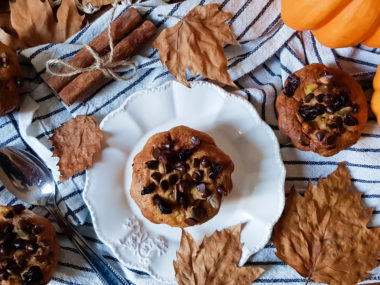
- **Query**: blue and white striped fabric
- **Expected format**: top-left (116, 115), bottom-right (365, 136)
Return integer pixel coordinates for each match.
top-left (0, 0), bottom-right (379, 284)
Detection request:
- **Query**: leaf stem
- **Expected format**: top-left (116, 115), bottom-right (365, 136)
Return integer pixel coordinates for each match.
top-left (158, 14), bottom-right (182, 21)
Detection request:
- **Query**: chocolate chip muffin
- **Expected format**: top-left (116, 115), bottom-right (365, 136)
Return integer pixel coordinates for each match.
top-left (130, 126), bottom-right (234, 227)
top-left (0, 204), bottom-right (60, 285)
top-left (276, 63), bottom-right (368, 157)
top-left (0, 41), bottom-right (23, 116)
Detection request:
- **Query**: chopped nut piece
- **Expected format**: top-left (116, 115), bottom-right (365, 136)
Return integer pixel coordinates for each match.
top-left (207, 195), bottom-right (219, 209)
top-left (304, 83), bottom-right (318, 95)
top-left (154, 195), bottom-right (172, 214)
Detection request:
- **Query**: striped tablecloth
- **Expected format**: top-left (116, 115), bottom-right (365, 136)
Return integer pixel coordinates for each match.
top-left (0, 0), bottom-right (379, 284)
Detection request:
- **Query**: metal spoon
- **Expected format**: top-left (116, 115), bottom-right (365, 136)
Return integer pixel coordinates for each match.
top-left (0, 147), bottom-right (130, 285)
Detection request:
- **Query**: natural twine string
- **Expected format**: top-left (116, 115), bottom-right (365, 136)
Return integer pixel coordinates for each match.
top-left (46, 0), bottom-right (137, 82)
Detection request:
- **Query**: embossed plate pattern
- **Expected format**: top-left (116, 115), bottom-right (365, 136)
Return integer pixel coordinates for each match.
top-left (83, 81), bottom-right (286, 283)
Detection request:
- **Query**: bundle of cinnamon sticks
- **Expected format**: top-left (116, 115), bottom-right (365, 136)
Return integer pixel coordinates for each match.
top-left (47, 8), bottom-right (157, 106)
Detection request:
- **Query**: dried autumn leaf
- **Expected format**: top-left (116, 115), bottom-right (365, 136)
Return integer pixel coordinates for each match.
top-left (174, 224), bottom-right (264, 285)
top-left (153, 4), bottom-right (238, 88)
top-left (50, 115), bottom-right (103, 182)
top-left (0, 28), bottom-right (26, 51)
top-left (7, 0), bottom-right (84, 48)
top-left (272, 163), bottom-right (380, 285)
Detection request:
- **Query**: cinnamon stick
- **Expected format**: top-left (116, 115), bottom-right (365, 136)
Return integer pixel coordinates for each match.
top-left (46, 7), bottom-right (142, 93)
top-left (58, 20), bottom-right (157, 106)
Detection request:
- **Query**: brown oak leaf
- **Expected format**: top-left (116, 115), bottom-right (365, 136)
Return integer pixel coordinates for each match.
top-left (153, 4), bottom-right (239, 88)
top-left (50, 115), bottom-right (103, 182)
top-left (174, 224), bottom-right (264, 285)
top-left (272, 163), bottom-right (380, 285)
top-left (2, 0), bottom-right (84, 49)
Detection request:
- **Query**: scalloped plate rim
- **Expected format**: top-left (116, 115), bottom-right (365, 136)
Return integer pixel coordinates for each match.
top-left (83, 80), bottom-right (286, 283)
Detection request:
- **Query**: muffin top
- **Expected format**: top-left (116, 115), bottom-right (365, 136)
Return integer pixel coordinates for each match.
top-left (130, 126), bottom-right (234, 227)
top-left (276, 63), bottom-right (367, 157)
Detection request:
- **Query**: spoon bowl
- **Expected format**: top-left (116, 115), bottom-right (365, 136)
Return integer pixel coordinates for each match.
top-left (0, 147), bottom-right (54, 206)
top-left (0, 147), bottom-right (129, 285)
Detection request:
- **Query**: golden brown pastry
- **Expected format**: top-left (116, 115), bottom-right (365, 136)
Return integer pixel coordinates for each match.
top-left (0, 205), bottom-right (60, 285)
top-left (0, 41), bottom-right (22, 116)
top-left (130, 126), bottom-right (234, 227)
top-left (276, 63), bottom-right (367, 157)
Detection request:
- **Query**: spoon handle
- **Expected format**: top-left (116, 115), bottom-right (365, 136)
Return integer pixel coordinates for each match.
top-left (47, 205), bottom-right (131, 285)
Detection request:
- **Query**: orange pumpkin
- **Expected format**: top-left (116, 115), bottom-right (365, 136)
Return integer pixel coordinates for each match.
top-left (281, 0), bottom-right (380, 48)
top-left (371, 65), bottom-right (380, 124)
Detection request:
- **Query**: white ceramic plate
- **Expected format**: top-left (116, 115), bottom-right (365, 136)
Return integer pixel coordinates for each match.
top-left (83, 81), bottom-right (285, 283)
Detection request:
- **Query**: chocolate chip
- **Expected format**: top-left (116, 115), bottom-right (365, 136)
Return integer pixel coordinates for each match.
top-left (196, 183), bottom-right (206, 194)
top-left (332, 96), bottom-right (343, 109)
top-left (192, 170), bottom-right (203, 182)
top-left (151, 172), bottom-right (162, 182)
top-left (3, 232), bottom-right (16, 245)
top-left (160, 180), bottom-right (169, 191)
top-left (200, 156), bottom-right (210, 167)
top-left (0, 270), bottom-right (8, 280)
top-left (326, 134), bottom-right (337, 145)
top-left (25, 243), bottom-right (37, 253)
top-left (168, 174), bottom-right (178, 185)
top-left (179, 149), bottom-right (193, 162)
top-left (315, 104), bottom-right (325, 115)
top-left (1, 259), bottom-right (11, 269)
top-left (165, 152), bottom-right (178, 164)
top-left (158, 153), bottom-right (168, 165)
top-left (31, 225), bottom-right (41, 235)
top-left (316, 132), bottom-right (325, 141)
top-left (298, 105), bottom-right (319, 121)
top-left (316, 94), bottom-right (324, 103)
top-left (217, 185), bottom-right (228, 196)
top-left (0, 245), bottom-right (10, 256)
top-left (322, 95), bottom-right (333, 105)
top-left (164, 164), bottom-right (173, 174)
top-left (191, 136), bottom-right (201, 146)
top-left (152, 148), bottom-right (161, 160)
top-left (334, 116), bottom-right (343, 129)
top-left (153, 195), bottom-right (172, 214)
top-left (145, 160), bottom-right (159, 170)
top-left (2, 223), bottom-right (14, 234)
top-left (12, 204), bottom-right (25, 215)
top-left (284, 74), bottom-right (300, 97)
top-left (4, 211), bottom-right (13, 219)
top-left (333, 93), bottom-right (350, 110)
top-left (19, 220), bottom-right (32, 234)
top-left (209, 163), bottom-right (223, 179)
top-left (325, 105), bottom-right (334, 114)
top-left (161, 142), bottom-right (171, 149)
top-left (175, 163), bottom-right (186, 172)
top-left (13, 239), bottom-right (25, 249)
top-left (344, 114), bottom-right (358, 126)
top-left (179, 196), bottom-right (188, 209)
top-left (213, 163), bottom-right (223, 174)
top-left (339, 91), bottom-right (350, 105)
top-left (141, 183), bottom-right (156, 195)
top-left (191, 200), bottom-right (206, 220)
top-left (22, 266), bottom-right (43, 284)
top-left (351, 104), bottom-right (359, 113)
top-left (177, 181), bottom-right (190, 193)
top-left (193, 158), bottom-right (200, 168)
top-left (185, 218), bottom-right (198, 226)
top-left (304, 93), bottom-right (314, 103)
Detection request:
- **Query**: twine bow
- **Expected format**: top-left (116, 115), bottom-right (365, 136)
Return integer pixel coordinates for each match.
top-left (46, 0), bottom-right (137, 82)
